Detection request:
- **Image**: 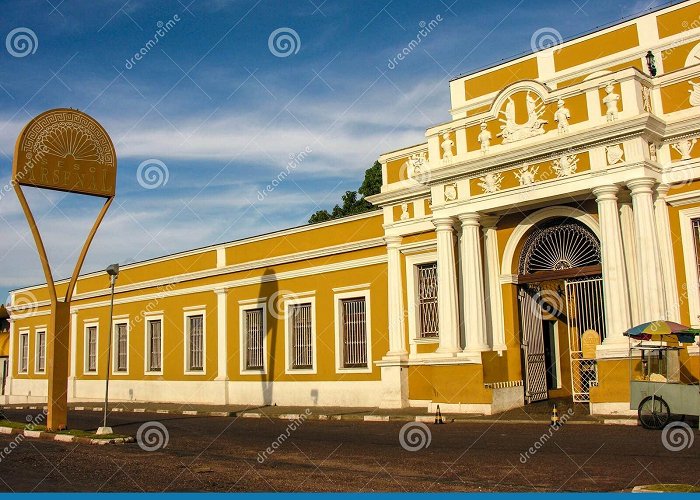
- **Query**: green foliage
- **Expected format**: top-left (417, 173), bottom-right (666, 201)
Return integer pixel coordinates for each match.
top-left (308, 161), bottom-right (381, 224)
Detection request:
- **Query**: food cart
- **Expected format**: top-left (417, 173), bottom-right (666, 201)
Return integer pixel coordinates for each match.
top-left (624, 321), bottom-right (700, 430)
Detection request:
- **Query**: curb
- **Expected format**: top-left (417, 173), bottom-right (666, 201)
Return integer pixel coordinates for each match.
top-left (0, 425), bottom-right (135, 445)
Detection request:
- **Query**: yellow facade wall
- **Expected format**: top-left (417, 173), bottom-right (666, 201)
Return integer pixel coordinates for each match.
top-left (464, 58), bottom-right (539, 101)
top-left (554, 25), bottom-right (639, 72)
top-left (408, 364), bottom-right (492, 404)
top-left (0, 333), bottom-right (8, 357)
top-left (657, 2), bottom-right (700, 39)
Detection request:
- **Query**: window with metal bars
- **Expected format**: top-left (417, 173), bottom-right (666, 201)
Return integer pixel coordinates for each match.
top-left (341, 298), bottom-right (367, 368)
top-left (115, 323), bottom-right (128, 372)
top-left (19, 332), bottom-right (29, 373)
top-left (245, 308), bottom-right (264, 370)
top-left (188, 315), bottom-right (204, 371)
top-left (147, 319), bottom-right (162, 372)
top-left (290, 303), bottom-right (313, 369)
top-left (36, 331), bottom-right (46, 373)
top-left (693, 219), bottom-right (700, 294)
top-left (86, 326), bottom-right (97, 372)
top-left (417, 262), bottom-right (439, 338)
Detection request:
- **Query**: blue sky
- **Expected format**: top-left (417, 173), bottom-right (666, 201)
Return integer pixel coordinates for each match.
top-left (0, 0), bottom-right (668, 300)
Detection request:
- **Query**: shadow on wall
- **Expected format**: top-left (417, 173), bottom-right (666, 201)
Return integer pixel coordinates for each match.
top-left (260, 268), bottom-right (277, 406)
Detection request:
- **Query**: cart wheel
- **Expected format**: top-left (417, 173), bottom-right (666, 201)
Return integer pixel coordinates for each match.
top-left (638, 396), bottom-right (671, 430)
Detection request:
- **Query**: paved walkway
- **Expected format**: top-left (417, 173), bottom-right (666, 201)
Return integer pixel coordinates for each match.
top-left (2, 397), bottom-right (637, 425)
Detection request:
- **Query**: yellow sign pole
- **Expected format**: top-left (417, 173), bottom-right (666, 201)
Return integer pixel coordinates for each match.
top-left (12, 108), bottom-right (117, 431)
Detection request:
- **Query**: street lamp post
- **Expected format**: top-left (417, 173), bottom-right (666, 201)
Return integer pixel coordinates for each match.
top-left (97, 263), bottom-right (119, 435)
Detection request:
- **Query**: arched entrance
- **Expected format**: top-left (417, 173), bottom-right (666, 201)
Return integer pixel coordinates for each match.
top-left (516, 217), bottom-right (605, 403)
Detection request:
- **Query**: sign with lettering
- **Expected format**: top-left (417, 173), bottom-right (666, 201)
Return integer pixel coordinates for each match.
top-left (12, 108), bottom-right (117, 198)
top-left (581, 329), bottom-right (601, 359)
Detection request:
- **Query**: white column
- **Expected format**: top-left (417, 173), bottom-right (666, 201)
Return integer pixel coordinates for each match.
top-left (68, 310), bottom-right (78, 400)
top-left (482, 216), bottom-right (506, 352)
top-left (6, 318), bottom-right (14, 398)
top-left (458, 213), bottom-right (489, 357)
top-left (214, 288), bottom-right (229, 382)
top-left (628, 178), bottom-right (666, 322)
top-left (655, 184), bottom-right (681, 322)
top-left (593, 185), bottom-right (632, 352)
top-left (434, 217), bottom-right (461, 354)
top-left (385, 236), bottom-right (407, 357)
top-left (619, 197), bottom-right (641, 326)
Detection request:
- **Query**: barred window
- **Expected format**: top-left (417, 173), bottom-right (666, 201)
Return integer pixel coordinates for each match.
top-left (341, 298), bottom-right (367, 368)
top-left (188, 315), bottom-right (204, 371)
top-left (19, 333), bottom-right (29, 374)
top-left (245, 308), bottom-right (265, 370)
top-left (147, 319), bottom-right (162, 372)
top-left (36, 331), bottom-right (46, 373)
top-left (418, 262), bottom-right (439, 338)
top-left (86, 326), bottom-right (97, 372)
top-left (115, 323), bottom-right (128, 372)
top-left (290, 303), bottom-right (313, 369)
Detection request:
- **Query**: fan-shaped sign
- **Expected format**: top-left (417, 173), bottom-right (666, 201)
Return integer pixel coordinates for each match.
top-left (12, 108), bottom-right (116, 197)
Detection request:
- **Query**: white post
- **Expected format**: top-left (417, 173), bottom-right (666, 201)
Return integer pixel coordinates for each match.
top-left (385, 236), bottom-right (407, 357)
top-left (482, 216), bottom-right (506, 352)
top-left (458, 213), bottom-right (489, 358)
top-left (593, 185), bottom-right (632, 355)
top-left (214, 288), bottom-right (229, 406)
top-left (628, 178), bottom-right (666, 322)
top-left (68, 310), bottom-right (78, 400)
top-left (434, 217), bottom-right (461, 354)
top-left (655, 184), bottom-right (681, 322)
top-left (619, 197), bottom-right (641, 326)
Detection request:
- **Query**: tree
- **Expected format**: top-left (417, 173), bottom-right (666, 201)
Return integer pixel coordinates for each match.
top-left (308, 161), bottom-right (382, 224)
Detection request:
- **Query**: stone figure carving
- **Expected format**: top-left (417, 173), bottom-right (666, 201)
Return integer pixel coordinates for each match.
top-left (603, 82), bottom-right (620, 122)
top-left (606, 144), bottom-right (624, 165)
top-left (554, 98), bottom-right (570, 134)
top-left (441, 133), bottom-right (454, 162)
top-left (444, 183), bottom-right (458, 202)
top-left (498, 91), bottom-right (547, 143)
top-left (477, 121), bottom-right (491, 154)
top-left (408, 151), bottom-right (427, 178)
top-left (552, 154), bottom-right (579, 178)
top-left (641, 86), bottom-right (652, 112)
top-left (689, 81), bottom-right (700, 107)
top-left (400, 203), bottom-right (409, 220)
top-left (515, 164), bottom-right (539, 186)
top-left (673, 138), bottom-right (697, 160)
top-left (478, 172), bottom-right (503, 194)
top-left (649, 142), bottom-right (657, 162)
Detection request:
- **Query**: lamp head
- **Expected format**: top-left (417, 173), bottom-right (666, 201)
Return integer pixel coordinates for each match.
top-left (105, 263), bottom-right (120, 277)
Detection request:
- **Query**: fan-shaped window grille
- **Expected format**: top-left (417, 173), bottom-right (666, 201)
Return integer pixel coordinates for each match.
top-left (519, 220), bottom-right (601, 275)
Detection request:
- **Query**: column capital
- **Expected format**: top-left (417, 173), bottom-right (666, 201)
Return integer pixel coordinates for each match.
top-left (480, 215), bottom-right (499, 229)
top-left (627, 177), bottom-right (657, 194)
top-left (214, 287), bottom-right (229, 295)
top-left (384, 235), bottom-right (403, 248)
top-left (457, 212), bottom-right (481, 226)
top-left (655, 183), bottom-right (670, 198)
top-left (433, 217), bottom-right (455, 231)
top-left (592, 184), bottom-right (619, 201)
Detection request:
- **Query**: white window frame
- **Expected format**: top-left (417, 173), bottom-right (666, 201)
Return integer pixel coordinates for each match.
top-left (405, 251), bottom-right (440, 346)
top-left (239, 299), bottom-right (267, 375)
top-left (34, 329), bottom-right (46, 374)
top-left (284, 294), bottom-right (317, 375)
top-left (18, 329), bottom-right (29, 374)
top-left (679, 207), bottom-right (700, 355)
top-left (144, 314), bottom-right (164, 375)
top-left (183, 307), bottom-right (207, 375)
top-left (83, 322), bottom-right (99, 375)
top-left (333, 287), bottom-right (372, 373)
top-left (112, 316), bottom-right (130, 376)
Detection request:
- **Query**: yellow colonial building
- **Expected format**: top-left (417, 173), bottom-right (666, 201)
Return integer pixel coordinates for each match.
top-left (5, 1), bottom-right (700, 415)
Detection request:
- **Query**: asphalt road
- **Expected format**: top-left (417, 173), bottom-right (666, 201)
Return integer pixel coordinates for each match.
top-left (0, 408), bottom-right (697, 492)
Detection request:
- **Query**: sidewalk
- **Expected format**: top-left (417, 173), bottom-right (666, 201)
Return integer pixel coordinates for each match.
top-left (2, 397), bottom-right (638, 425)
